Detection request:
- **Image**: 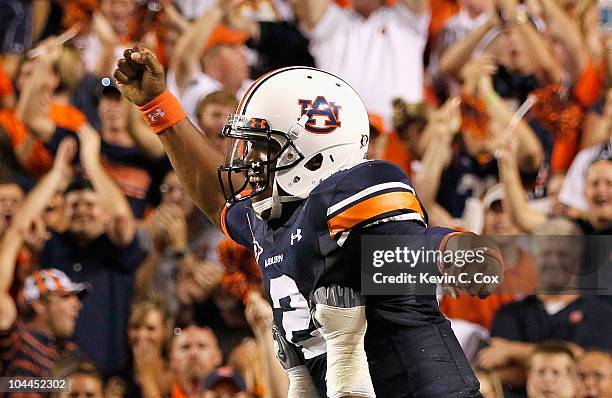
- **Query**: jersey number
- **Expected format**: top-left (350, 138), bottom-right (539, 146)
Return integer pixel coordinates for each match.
top-left (269, 275), bottom-right (326, 358)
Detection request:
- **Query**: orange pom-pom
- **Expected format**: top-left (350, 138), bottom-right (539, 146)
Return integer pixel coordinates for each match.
top-left (459, 94), bottom-right (490, 141)
top-left (218, 238), bottom-right (262, 303)
top-left (529, 84), bottom-right (584, 139)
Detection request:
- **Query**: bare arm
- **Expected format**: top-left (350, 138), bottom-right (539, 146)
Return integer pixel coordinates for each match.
top-left (16, 42), bottom-right (61, 143)
top-left (245, 292), bottom-right (289, 398)
top-left (497, 0), bottom-right (562, 84)
top-left (170, 3), bottom-right (223, 92)
top-left (0, 229), bottom-right (20, 330)
top-left (538, 0), bottom-right (589, 79)
top-left (478, 73), bottom-right (544, 172)
top-left (159, 121), bottom-right (226, 226)
top-left (512, 23), bottom-right (562, 84)
top-left (413, 99), bottom-right (459, 210)
top-left (78, 124), bottom-right (136, 246)
top-left (12, 138), bottom-right (75, 234)
top-left (125, 101), bottom-right (165, 159)
top-left (0, 139), bottom-right (75, 329)
top-left (32, 0), bottom-right (51, 41)
top-left (115, 47), bottom-right (227, 228)
top-left (439, 14), bottom-right (499, 79)
top-left (91, 13), bottom-right (122, 77)
top-left (496, 139), bottom-right (548, 233)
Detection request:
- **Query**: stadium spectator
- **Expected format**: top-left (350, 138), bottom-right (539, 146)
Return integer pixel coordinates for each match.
top-left (526, 341), bottom-right (578, 398)
top-left (81, 0), bottom-right (136, 76)
top-left (223, 0), bottom-right (315, 76)
top-left (195, 90), bottom-right (239, 149)
top-left (559, 139), bottom-right (610, 217)
top-left (474, 368), bottom-right (505, 398)
top-left (366, 114), bottom-right (388, 161)
top-left (441, 184), bottom-right (536, 330)
top-left (168, 2), bottom-right (251, 123)
top-left (577, 156), bottom-right (612, 234)
top-left (108, 294), bottom-right (173, 398)
top-left (239, 291), bottom-right (288, 398)
top-left (300, 0), bottom-right (430, 128)
top-left (429, 0), bottom-right (493, 99)
top-left (36, 82), bottom-right (165, 218)
top-left (33, 128), bottom-right (146, 377)
top-left (50, 354), bottom-right (105, 398)
top-left (0, 267), bottom-right (85, 382)
top-left (137, 170), bottom-right (224, 318)
top-left (1, 1), bottom-right (611, 396)
top-left (576, 351), bottom-right (612, 398)
top-left (501, 140), bottom-right (611, 234)
top-left (202, 367), bottom-right (253, 398)
top-left (169, 324), bottom-right (223, 398)
top-left (479, 218), bottom-right (612, 394)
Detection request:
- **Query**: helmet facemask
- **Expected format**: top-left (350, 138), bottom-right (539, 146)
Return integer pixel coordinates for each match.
top-left (218, 114), bottom-right (305, 220)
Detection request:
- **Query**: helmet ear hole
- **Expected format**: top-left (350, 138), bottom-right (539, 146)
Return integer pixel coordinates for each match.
top-left (304, 153), bottom-right (324, 171)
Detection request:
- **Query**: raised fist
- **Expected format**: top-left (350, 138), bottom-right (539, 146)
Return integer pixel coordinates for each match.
top-left (440, 232), bottom-right (505, 297)
top-left (114, 47), bottom-right (165, 106)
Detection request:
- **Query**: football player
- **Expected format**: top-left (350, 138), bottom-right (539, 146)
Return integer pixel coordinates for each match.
top-left (114, 47), bottom-right (503, 398)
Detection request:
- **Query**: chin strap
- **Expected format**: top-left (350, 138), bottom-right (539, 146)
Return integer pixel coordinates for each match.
top-left (252, 179), bottom-right (301, 220)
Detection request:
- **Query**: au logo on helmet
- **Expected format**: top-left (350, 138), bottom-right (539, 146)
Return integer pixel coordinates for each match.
top-left (298, 96), bottom-right (341, 134)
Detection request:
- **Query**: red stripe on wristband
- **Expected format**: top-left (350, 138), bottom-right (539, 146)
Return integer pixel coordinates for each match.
top-left (139, 90), bottom-right (187, 134)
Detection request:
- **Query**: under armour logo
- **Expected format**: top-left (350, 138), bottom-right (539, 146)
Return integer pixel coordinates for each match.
top-left (147, 108), bottom-right (166, 123)
top-left (290, 229), bottom-right (302, 246)
top-left (253, 239), bottom-right (263, 262)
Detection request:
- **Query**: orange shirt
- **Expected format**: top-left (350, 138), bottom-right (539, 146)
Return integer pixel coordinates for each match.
top-left (0, 109), bottom-right (53, 177)
top-left (49, 103), bottom-right (87, 132)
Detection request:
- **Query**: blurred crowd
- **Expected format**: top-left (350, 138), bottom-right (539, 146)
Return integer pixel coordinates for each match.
top-left (0, 0), bottom-right (611, 397)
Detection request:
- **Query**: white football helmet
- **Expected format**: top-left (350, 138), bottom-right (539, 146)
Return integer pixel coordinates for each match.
top-left (218, 67), bottom-right (370, 219)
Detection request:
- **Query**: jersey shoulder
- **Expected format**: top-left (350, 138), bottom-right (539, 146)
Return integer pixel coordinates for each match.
top-left (309, 160), bottom-right (427, 239)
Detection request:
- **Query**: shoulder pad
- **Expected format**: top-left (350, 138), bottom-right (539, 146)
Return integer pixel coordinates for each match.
top-left (314, 161), bottom-right (427, 238)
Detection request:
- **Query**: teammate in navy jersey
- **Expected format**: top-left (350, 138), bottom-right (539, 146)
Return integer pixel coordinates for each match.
top-left (114, 47), bottom-right (504, 398)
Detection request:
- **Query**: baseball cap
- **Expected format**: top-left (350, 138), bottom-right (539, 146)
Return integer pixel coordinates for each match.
top-left (203, 25), bottom-right (249, 53)
top-left (368, 114), bottom-right (387, 138)
top-left (203, 367), bottom-right (247, 391)
top-left (20, 268), bottom-right (89, 304)
top-left (95, 77), bottom-right (121, 100)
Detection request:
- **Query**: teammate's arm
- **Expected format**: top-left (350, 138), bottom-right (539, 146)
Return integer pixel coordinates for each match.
top-left (114, 47), bottom-right (227, 228)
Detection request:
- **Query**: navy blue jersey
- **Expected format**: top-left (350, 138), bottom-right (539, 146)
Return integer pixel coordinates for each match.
top-left (223, 160), bottom-right (450, 360)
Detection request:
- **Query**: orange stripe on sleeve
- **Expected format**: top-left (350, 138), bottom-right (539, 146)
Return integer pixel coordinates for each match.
top-left (220, 205), bottom-right (234, 242)
top-left (327, 191), bottom-right (424, 237)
